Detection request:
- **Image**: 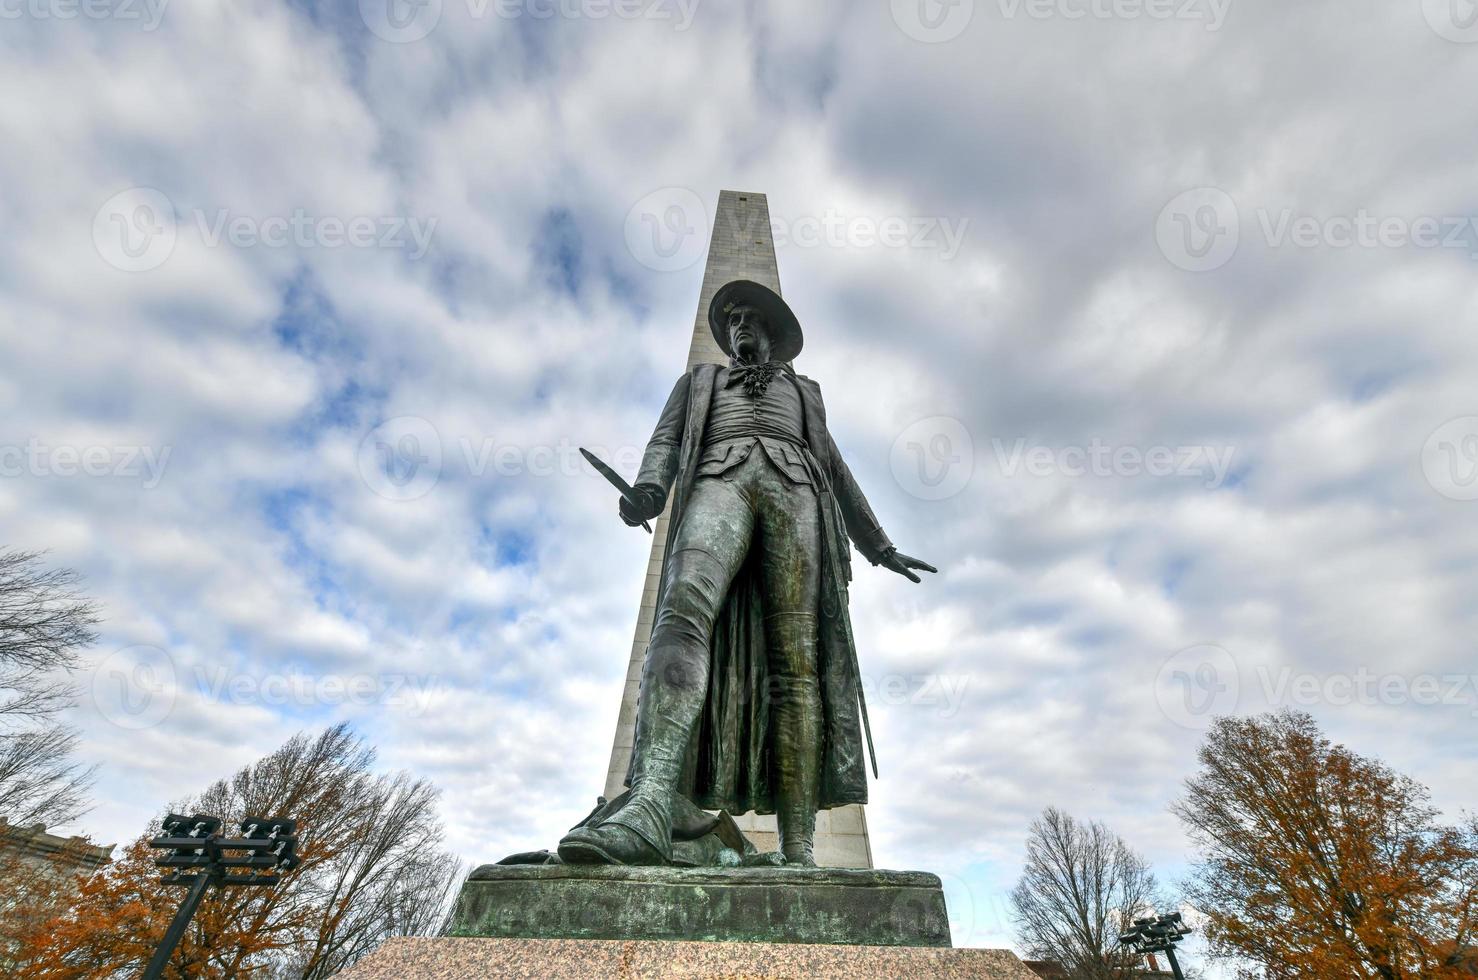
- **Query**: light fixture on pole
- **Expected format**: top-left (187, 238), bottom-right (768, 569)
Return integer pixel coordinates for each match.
top-left (142, 812), bottom-right (300, 980)
top-left (1118, 910), bottom-right (1193, 980)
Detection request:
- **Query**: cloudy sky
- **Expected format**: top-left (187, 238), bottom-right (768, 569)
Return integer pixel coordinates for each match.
top-left (4, 0), bottom-right (1477, 961)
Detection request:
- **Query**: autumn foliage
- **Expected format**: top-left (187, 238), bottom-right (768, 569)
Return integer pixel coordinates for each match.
top-left (6, 724), bottom-right (462, 979)
top-left (1174, 710), bottom-right (1478, 979)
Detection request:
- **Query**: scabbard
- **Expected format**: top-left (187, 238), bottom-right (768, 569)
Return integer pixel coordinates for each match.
top-left (817, 488), bottom-right (878, 780)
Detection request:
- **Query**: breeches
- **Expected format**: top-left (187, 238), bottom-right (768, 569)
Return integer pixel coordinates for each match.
top-left (633, 448), bottom-right (822, 789)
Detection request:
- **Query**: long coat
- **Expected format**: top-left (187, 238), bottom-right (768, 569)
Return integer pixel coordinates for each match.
top-left (623, 362), bottom-right (894, 815)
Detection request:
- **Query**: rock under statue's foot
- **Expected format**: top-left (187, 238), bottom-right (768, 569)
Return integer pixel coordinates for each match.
top-left (558, 821), bottom-right (665, 866)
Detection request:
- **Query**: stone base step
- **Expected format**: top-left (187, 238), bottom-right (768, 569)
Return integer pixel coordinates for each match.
top-left (336, 937), bottom-right (1043, 979)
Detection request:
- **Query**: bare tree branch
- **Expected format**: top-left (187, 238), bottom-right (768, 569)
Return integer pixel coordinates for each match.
top-left (0, 549), bottom-right (100, 828)
top-left (1011, 806), bottom-right (1161, 980)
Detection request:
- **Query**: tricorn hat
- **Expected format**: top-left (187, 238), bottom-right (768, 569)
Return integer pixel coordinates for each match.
top-left (708, 279), bottom-right (804, 362)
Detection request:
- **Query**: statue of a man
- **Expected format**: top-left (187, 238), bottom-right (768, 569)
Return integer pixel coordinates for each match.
top-left (560, 280), bottom-right (935, 867)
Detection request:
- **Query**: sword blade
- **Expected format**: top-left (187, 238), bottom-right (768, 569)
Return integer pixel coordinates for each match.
top-left (579, 448), bottom-right (653, 534)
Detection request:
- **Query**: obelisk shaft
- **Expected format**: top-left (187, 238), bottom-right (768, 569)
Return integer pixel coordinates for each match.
top-left (601, 189), bottom-right (873, 868)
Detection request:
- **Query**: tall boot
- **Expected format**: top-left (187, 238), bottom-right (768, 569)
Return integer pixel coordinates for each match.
top-left (560, 636), bottom-right (706, 865)
top-left (768, 613), bottom-right (822, 867)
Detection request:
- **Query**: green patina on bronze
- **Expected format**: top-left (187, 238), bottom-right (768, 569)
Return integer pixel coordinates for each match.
top-left (557, 280), bottom-right (937, 869)
top-left (448, 865), bottom-right (952, 948)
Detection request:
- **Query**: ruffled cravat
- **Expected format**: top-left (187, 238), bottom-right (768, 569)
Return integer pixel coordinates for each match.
top-left (726, 361), bottom-right (782, 398)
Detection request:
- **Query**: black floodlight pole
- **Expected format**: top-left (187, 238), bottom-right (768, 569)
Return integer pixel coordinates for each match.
top-left (1164, 945), bottom-right (1186, 980)
top-left (1118, 911), bottom-right (1192, 980)
top-left (142, 813), bottom-right (300, 980)
top-left (142, 869), bottom-right (213, 980)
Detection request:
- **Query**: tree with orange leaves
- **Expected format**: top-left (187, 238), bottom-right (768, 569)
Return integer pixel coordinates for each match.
top-left (13, 724), bottom-right (463, 979)
top-left (0, 832), bottom-right (113, 973)
top-left (1173, 710), bottom-right (1478, 979)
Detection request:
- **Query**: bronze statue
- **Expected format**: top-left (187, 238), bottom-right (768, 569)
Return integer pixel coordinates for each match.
top-left (560, 280), bottom-right (935, 867)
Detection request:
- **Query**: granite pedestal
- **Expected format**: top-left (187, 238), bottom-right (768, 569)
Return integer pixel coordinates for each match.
top-left (448, 864), bottom-right (952, 947)
top-left (336, 937), bottom-right (1043, 979)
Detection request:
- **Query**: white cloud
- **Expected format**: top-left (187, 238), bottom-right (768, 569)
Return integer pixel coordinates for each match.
top-left (2, 3), bottom-right (1476, 971)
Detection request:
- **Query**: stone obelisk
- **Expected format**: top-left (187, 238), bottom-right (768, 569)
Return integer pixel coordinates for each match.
top-left (600, 189), bottom-right (873, 869)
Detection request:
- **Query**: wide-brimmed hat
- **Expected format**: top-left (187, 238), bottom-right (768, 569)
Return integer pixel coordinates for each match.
top-left (708, 279), bottom-right (804, 362)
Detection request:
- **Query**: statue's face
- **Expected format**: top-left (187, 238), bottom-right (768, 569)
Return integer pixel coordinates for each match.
top-left (727, 305), bottom-right (770, 362)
